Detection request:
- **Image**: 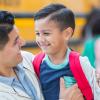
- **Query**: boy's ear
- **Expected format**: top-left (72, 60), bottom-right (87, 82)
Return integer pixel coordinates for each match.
top-left (63, 27), bottom-right (73, 41)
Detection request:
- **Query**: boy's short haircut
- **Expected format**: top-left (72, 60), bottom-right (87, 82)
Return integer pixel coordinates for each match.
top-left (34, 3), bottom-right (75, 34)
top-left (0, 11), bottom-right (15, 50)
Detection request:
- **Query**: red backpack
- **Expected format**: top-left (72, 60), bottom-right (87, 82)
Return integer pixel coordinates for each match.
top-left (32, 51), bottom-right (94, 100)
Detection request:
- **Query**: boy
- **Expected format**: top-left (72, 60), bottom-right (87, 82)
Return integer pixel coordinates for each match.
top-left (33, 3), bottom-right (97, 100)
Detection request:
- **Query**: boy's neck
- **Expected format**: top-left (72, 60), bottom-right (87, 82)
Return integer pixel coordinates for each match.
top-left (48, 48), bottom-right (68, 64)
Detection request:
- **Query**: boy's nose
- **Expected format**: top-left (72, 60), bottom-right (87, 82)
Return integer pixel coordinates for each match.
top-left (37, 35), bottom-right (46, 43)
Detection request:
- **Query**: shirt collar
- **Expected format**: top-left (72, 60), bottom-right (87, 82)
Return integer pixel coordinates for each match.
top-left (0, 65), bottom-right (23, 86)
top-left (0, 75), bottom-right (15, 86)
top-left (44, 48), bottom-right (71, 69)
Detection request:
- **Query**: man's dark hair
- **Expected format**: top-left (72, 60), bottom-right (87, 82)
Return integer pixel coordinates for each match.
top-left (34, 3), bottom-right (75, 33)
top-left (0, 11), bottom-right (15, 49)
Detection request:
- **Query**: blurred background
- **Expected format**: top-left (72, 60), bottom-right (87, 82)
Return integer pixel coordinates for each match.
top-left (0, 0), bottom-right (100, 54)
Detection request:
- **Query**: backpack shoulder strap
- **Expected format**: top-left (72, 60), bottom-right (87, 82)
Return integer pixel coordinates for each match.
top-left (69, 51), bottom-right (93, 100)
top-left (32, 52), bottom-right (45, 78)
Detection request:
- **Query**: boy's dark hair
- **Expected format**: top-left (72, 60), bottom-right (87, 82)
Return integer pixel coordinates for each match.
top-left (34, 4), bottom-right (75, 33)
top-left (0, 11), bottom-right (15, 50)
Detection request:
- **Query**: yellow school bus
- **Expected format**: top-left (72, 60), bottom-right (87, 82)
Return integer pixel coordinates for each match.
top-left (0, 0), bottom-right (99, 53)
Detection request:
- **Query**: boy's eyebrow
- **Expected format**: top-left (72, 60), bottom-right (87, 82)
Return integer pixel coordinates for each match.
top-left (35, 29), bottom-right (51, 33)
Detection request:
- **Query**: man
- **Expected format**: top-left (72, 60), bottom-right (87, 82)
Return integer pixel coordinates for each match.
top-left (0, 10), bottom-right (44, 100)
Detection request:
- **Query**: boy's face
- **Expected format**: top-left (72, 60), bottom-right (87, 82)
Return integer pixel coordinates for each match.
top-left (0, 26), bottom-right (24, 68)
top-left (35, 17), bottom-right (71, 55)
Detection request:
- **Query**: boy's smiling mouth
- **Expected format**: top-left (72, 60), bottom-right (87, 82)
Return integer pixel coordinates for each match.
top-left (40, 44), bottom-right (50, 49)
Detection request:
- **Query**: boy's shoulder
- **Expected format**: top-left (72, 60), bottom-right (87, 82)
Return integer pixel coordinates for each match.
top-left (79, 55), bottom-right (95, 84)
top-left (79, 55), bottom-right (94, 70)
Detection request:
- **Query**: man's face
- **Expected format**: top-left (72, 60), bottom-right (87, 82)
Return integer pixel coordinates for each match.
top-left (0, 26), bottom-right (24, 68)
top-left (35, 17), bottom-right (68, 55)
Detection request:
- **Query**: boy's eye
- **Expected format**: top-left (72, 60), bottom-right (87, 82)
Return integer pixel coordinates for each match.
top-left (44, 32), bottom-right (50, 35)
top-left (35, 32), bottom-right (40, 36)
top-left (35, 32), bottom-right (50, 36)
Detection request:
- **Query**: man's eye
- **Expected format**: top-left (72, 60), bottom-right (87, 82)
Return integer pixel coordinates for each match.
top-left (13, 41), bottom-right (17, 45)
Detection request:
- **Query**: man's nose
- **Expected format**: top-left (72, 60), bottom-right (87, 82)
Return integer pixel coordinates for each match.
top-left (19, 38), bottom-right (25, 47)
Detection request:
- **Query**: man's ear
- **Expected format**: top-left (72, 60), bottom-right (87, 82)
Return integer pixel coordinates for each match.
top-left (63, 27), bottom-right (73, 41)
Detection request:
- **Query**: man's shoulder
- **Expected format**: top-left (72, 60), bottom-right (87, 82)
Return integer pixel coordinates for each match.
top-left (21, 50), bottom-right (35, 61)
top-left (21, 50), bottom-right (34, 56)
top-left (20, 50), bottom-right (34, 68)
top-left (19, 51), bottom-right (35, 72)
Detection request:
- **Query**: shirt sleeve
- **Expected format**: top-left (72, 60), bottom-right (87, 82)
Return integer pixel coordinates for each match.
top-left (79, 56), bottom-right (95, 87)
